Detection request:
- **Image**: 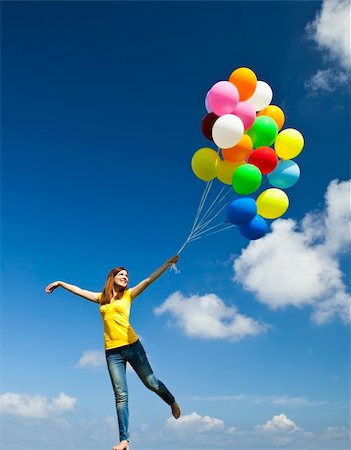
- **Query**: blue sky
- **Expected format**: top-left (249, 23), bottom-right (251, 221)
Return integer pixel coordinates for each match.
top-left (1, 1), bottom-right (350, 450)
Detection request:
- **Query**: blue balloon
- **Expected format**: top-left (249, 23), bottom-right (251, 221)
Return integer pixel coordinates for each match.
top-left (226, 197), bottom-right (257, 225)
top-left (268, 160), bottom-right (300, 189)
top-left (238, 214), bottom-right (267, 240)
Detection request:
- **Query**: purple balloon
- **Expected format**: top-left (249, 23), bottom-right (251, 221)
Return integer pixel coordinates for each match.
top-left (205, 91), bottom-right (212, 113)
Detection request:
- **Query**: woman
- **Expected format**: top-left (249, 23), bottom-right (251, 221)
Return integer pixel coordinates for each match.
top-left (45, 255), bottom-right (181, 450)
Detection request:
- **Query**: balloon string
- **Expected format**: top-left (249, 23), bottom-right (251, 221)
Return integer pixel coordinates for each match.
top-left (192, 147), bottom-right (223, 230)
top-left (188, 224), bottom-right (235, 242)
top-left (190, 189), bottom-right (233, 238)
top-left (189, 221), bottom-right (231, 240)
top-left (190, 180), bottom-right (213, 234)
top-left (190, 199), bottom-right (232, 239)
top-left (191, 201), bottom-right (229, 238)
top-left (178, 184), bottom-right (235, 254)
top-left (177, 146), bottom-right (235, 255)
top-left (194, 185), bottom-right (231, 231)
top-left (193, 185), bottom-right (227, 230)
top-left (192, 187), bottom-right (233, 236)
top-left (177, 180), bottom-right (214, 254)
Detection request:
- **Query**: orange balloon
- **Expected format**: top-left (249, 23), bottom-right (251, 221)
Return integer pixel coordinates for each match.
top-left (229, 67), bottom-right (257, 101)
top-left (222, 134), bottom-right (253, 162)
top-left (257, 105), bottom-right (285, 131)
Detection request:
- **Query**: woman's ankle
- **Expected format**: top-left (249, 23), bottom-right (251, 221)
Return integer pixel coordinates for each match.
top-left (113, 439), bottom-right (129, 450)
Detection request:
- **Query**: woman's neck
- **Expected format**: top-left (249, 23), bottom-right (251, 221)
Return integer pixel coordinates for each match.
top-left (113, 287), bottom-right (124, 298)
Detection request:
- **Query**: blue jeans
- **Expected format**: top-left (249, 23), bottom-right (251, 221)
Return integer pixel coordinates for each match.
top-left (106, 340), bottom-right (175, 442)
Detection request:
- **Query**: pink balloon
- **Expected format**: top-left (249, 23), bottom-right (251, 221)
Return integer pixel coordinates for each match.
top-left (208, 81), bottom-right (239, 116)
top-left (233, 101), bottom-right (256, 130)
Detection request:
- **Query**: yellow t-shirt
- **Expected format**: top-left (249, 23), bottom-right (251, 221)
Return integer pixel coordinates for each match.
top-left (99, 289), bottom-right (139, 350)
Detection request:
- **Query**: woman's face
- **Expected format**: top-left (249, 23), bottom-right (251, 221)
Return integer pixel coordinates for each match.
top-left (114, 269), bottom-right (128, 289)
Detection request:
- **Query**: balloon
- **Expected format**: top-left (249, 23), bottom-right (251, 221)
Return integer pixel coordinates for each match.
top-left (257, 105), bottom-right (285, 131)
top-left (248, 146), bottom-right (278, 174)
top-left (191, 148), bottom-right (220, 181)
top-left (216, 160), bottom-right (244, 185)
top-left (268, 160), bottom-right (300, 188)
top-left (212, 114), bottom-right (244, 149)
top-left (208, 81), bottom-right (239, 116)
top-left (232, 164), bottom-right (262, 195)
top-left (221, 134), bottom-right (253, 162)
top-left (229, 67), bottom-right (257, 101)
top-left (194, 68), bottom-right (305, 242)
top-left (238, 214), bottom-right (267, 240)
top-left (274, 128), bottom-right (304, 160)
top-left (247, 80), bottom-right (273, 111)
top-left (246, 116), bottom-right (278, 148)
top-left (256, 188), bottom-right (289, 219)
top-left (233, 101), bottom-right (256, 130)
top-left (226, 197), bottom-right (257, 225)
top-left (201, 112), bottom-right (219, 141)
top-left (205, 91), bottom-right (212, 113)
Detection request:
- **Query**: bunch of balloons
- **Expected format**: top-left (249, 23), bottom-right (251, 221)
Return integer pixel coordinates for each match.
top-left (191, 67), bottom-right (304, 240)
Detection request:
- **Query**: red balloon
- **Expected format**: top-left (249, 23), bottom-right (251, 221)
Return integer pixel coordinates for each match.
top-left (248, 146), bottom-right (278, 174)
top-left (201, 112), bottom-right (219, 141)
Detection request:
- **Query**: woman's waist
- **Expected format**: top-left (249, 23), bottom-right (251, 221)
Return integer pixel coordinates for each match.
top-left (105, 338), bottom-right (140, 355)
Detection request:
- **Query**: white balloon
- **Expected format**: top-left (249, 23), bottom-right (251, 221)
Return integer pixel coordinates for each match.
top-left (247, 80), bottom-right (273, 111)
top-left (212, 114), bottom-right (244, 149)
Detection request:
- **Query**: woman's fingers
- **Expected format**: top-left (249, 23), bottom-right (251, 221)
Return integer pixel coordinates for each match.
top-left (45, 282), bottom-right (58, 293)
top-left (168, 255), bottom-right (179, 264)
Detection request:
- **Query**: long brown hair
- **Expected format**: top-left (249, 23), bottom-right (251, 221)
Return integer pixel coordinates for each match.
top-left (98, 266), bottom-right (128, 305)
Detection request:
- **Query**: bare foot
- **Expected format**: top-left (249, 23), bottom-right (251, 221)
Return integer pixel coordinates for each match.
top-left (113, 440), bottom-right (129, 450)
top-left (171, 400), bottom-right (181, 419)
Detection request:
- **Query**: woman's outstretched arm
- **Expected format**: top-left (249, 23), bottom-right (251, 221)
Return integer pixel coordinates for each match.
top-left (129, 255), bottom-right (179, 300)
top-left (45, 281), bottom-right (100, 303)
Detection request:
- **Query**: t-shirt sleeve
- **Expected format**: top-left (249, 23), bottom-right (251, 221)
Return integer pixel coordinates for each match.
top-left (126, 288), bottom-right (134, 303)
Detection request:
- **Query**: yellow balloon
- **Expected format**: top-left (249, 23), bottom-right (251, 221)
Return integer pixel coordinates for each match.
top-left (274, 128), bottom-right (304, 160)
top-left (216, 160), bottom-right (244, 185)
top-left (191, 148), bottom-right (220, 181)
top-left (256, 188), bottom-right (289, 219)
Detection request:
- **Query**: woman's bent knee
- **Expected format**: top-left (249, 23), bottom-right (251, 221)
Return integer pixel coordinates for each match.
top-left (144, 374), bottom-right (159, 391)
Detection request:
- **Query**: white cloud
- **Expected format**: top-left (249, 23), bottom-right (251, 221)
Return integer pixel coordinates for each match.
top-left (166, 411), bottom-right (224, 433)
top-left (76, 349), bottom-right (105, 368)
top-left (323, 424), bottom-right (351, 439)
top-left (254, 414), bottom-right (315, 448)
top-left (0, 392), bottom-right (76, 419)
top-left (307, 0), bottom-right (351, 69)
top-left (256, 413), bottom-right (301, 433)
top-left (234, 179), bottom-right (351, 324)
top-left (306, 0), bottom-right (351, 91)
top-left (154, 291), bottom-right (268, 341)
top-left (2, 406), bottom-right (349, 449)
top-left (305, 68), bottom-right (349, 93)
top-left (52, 418), bottom-right (72, 430)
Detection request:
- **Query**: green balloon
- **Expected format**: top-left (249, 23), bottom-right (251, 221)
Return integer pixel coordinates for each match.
top-left (232, 164), bottom-right (262, 195)
top-left (246, 116), bottom-right (278, 148)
